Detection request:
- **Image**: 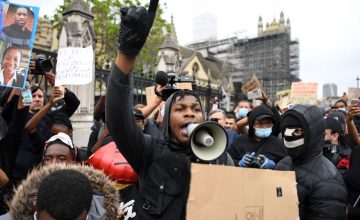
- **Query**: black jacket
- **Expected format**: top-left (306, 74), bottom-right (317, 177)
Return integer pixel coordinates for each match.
top-left (276, 105), bottom-right (347, 220)
top-left (228, 104), bottom-right (286, 166)
top-left (106, 65), bottom-right (232, 220)
top-left (0, 95), bottom-right (29, 214)
top-left (1, 23), bottom-right (31, 46)
top-left (11, 89), bottom-right (80, 182)
top-left (344, 147), bottom-right (360, 220)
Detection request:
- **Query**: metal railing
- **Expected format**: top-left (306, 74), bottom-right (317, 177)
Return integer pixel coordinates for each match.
top-left (31, 48), bottom-right (223, 112)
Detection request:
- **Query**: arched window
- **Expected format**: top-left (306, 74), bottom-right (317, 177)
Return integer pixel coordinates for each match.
top-left (192, 62), bottom-right (199, 75)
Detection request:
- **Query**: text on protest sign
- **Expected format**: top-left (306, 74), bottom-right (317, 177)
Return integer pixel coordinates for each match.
top-left (241, 74), bottom-right (261, 95)
top-left (55, 46), bottom-right (94, 86)
top-left (290, 82), bottom-right (318, 105)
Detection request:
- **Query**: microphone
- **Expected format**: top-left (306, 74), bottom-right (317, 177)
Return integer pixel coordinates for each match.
top-left (155, 71), bottom-right (168, 86)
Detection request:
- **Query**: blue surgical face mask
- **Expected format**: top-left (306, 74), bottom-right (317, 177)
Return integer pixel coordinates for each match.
top-left (339, 108), bottom-right (346, 113)
top-left (239, 108), bottom-right (249, 118)
top-left (254, 127), bottom-right (272, 138)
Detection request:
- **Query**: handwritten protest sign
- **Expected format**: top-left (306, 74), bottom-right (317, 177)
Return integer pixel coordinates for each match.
top-left (241, 74), bottom-right (261, 95)
top-left (276, 89), bottom-right (291, 110)
top-left (290, 82), bottom-right (318, 105)
top-left (55, 46), bottom-right (94, 86)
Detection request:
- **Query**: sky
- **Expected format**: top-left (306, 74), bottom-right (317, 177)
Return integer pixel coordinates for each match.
top-left (11, 0), bottom-right (360, 98)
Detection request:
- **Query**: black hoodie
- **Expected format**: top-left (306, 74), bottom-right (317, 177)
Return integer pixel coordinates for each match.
top-left (106, 65), bottom-right (232, 220)
top-left (276, 105), bottom-right (347, 220)
top-left (228, 104), bottom-right (286, 166)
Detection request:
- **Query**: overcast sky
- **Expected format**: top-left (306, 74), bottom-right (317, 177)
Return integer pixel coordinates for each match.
top-left (13, 0), bottom-right (360, 98)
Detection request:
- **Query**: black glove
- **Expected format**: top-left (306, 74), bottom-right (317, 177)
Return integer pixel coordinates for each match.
top-left (118, 0), bottom-right (159, 58)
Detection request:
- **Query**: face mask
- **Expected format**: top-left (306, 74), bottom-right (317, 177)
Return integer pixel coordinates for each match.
top-left (254, 127), bottom-right (272, 138)
top-left (339, 108), bottom-right (346, 113)
top-left (239, 108), bottom-right (248, 118)
top-left (283, 128), bottom-right (305, 158)
top-left (324, 140), bottom-right (332, 145)
top-left (324, 134), bottom-right (333, 145)
top-left (283, 128), bottom-right (304, 148)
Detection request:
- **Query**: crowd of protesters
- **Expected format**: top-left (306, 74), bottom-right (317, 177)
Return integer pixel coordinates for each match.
top-left (0, 0), bottom-right (358, 220)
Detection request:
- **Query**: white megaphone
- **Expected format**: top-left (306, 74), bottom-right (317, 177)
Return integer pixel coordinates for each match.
top-left (187, 121), bottom-right (228, 162)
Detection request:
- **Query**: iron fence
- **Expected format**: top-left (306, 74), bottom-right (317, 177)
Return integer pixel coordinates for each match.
top-left (30, 48), bottom-right (223, 113)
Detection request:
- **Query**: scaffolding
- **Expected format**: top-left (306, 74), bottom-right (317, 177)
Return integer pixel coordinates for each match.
top-left (187, 32), bottom-right (299, 104)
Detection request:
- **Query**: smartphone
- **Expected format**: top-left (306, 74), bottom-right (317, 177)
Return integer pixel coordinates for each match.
top-left (53, 85), bottom-right (65, 101)
top-left (351, 99), bottom-right (360, 107)
top-left (247, 90), bottom-right (262, 100)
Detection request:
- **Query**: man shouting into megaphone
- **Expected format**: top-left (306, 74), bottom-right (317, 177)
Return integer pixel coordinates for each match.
top-left (105, 1), bottom-right (234, 219)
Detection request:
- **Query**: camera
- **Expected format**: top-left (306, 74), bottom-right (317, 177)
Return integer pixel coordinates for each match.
top-left (249, 155), bottom-right (265, 168)
top-left (247, 90), bottom-right (262, 100)
top-left (30, 57), bottom-right (53, 75)
top-left (160, 71), bottom-right (194, 101)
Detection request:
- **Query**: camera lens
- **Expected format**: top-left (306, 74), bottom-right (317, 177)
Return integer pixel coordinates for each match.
top-left (39, 59), bottom-right (53, 72)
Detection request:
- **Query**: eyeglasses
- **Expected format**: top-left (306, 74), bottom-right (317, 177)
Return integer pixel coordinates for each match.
top-left (209, 118), bottom-right (220, 122)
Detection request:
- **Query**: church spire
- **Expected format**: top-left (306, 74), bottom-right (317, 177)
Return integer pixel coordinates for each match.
top-left (169, 14), bottom-right (179, 47)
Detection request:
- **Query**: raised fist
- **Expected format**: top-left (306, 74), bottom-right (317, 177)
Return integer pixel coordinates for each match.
top-left (118, 0), bottom-right (158, 58)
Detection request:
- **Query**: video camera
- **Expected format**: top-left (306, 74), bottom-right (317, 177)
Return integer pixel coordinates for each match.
top-left (248, 155), bottom-right (265, 168)
top-left (155, 71), bottom-right (193, 101)
top-left (30, 57), bottom-right (53, 75)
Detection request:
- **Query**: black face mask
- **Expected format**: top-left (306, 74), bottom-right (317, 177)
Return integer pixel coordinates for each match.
top-left (283, 128), bottom-right (305, 159)
top-left (323, 142), bottom-right (338, 154)
top-left (324, 140), bottom-right (332, 145)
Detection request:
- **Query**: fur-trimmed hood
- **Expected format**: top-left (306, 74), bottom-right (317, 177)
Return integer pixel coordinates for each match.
top-left (9, 164), bottom-right (119, 220)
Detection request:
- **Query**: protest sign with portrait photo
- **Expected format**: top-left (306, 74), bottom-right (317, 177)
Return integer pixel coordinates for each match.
top-left (0, 1), bottom-right (39, 89)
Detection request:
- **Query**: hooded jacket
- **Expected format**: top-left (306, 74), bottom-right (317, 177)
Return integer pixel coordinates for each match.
top-left (276, 105), bottom-right (347, 220)
top-left (106, 64), bottom-right (232, 220)
top-left (228, 104), bottom-right (286, 166)
top-left (9, 164), bottom-right (119, 220)
top-left (344, 147), bottom-right (360, 220)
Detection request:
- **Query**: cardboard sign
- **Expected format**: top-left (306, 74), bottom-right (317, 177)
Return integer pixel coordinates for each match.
top-left (55, 46), bottom-right (94, 86)
top-left (348, 88), bottom-right (360, 102)
top-left (0, 2), bottom-right (40, 89)
top-left (187, 164), bottom-right (299, 220)
top-left (276, 89), bottom-right (291, 110)
top-left (241, 74), bottom-right (261, 95)
top-left (145, 82), bottom-right (192, 105)
top-left (290, 82), bottom-right (318, 105)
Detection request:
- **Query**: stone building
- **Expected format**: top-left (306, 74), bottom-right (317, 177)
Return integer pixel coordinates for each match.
top-left (188, 11), bottom-right (300, 102)
top-left (57, 0), bottom-right (96, 147)
top-left (156, 17), bottom-right (229, 109)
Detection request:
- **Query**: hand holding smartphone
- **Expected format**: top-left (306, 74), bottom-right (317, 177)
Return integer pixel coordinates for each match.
top-left (247, 90), bottom-right (262, 100)
top-left (351, 99), bottom-right (360, 108)
top-left (52, 86), bottom-right (65, 101)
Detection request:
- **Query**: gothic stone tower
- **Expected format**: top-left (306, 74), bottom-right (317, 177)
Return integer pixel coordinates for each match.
top-left (58, 0), bottom-right (96, 147)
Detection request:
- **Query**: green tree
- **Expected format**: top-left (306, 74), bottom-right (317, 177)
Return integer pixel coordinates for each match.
top-left (52, 0), bottom-right (170, 75)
